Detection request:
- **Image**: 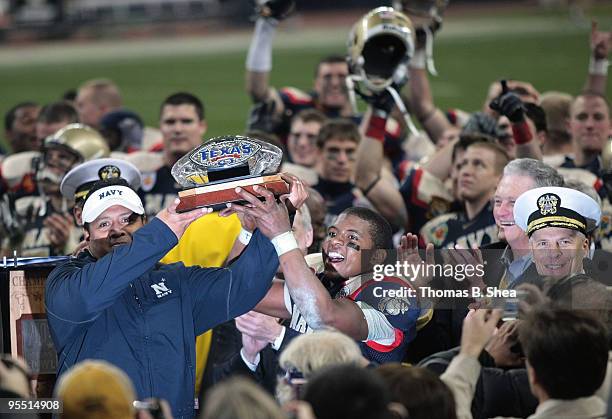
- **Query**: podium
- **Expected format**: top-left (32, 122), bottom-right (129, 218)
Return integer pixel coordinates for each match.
top-left (1, 256), bottom-right (69, 398)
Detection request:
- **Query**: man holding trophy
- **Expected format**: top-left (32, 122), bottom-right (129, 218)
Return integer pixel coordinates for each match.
top-left (45, 134), bottom-right (302, 419)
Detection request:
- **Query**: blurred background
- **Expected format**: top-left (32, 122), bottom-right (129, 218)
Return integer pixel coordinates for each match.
top-left (0, 0), bottom-right (611, 150)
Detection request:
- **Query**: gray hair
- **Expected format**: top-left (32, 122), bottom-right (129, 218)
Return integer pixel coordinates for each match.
top-left (276, 330), bottom-right (364, 405)
top-left (503, 158), bottom-right (564, 187)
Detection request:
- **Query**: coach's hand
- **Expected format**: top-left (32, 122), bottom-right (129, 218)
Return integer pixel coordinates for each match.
top-left (156, 198), bottom-right (212, 239)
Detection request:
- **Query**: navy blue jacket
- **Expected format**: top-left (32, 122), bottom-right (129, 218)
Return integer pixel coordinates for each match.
top-left (45, 218), bottom-right (278, 418)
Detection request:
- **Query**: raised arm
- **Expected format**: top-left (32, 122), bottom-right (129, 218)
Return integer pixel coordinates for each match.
top-left (187, 228), bottom-right (281, 333)
top-left (408, 49), bottom-right (452, 144)
top-left (228, 186), bottom-right (368, 340)
top-left (46, 202), bottom-right (210, 323)
top-left (246, 16), bottom-right (276, 103)
top-left (584, 21), bottom-right (610, 95)
top-left (355, 107), bottom-right (408, 230)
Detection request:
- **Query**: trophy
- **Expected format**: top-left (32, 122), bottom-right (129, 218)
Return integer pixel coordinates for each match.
top-left (171, 135), bottom-right (289, 212)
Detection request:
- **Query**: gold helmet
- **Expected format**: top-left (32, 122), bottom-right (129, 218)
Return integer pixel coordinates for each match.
top-left (44, 123), bottom-right (110, 162)
top-left (347, 7), bottom-right (415, 93)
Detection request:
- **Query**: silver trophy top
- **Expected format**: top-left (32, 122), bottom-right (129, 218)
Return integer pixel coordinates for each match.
top-left (171, 135), bottom-right (283, 188)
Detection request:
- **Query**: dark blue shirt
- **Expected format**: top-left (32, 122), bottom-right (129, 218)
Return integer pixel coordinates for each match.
top-left (45, 218), bottom-right (278, 418)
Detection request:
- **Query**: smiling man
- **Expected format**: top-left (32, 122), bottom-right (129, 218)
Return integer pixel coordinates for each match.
top-left (229, 194), bottom-right (422, 363)
top-left (45, 178), bottom-right (285, 418)
top-left (514, 186), bottom-right (601, 281)
top-left (487, 159), bottom-right (564, 289)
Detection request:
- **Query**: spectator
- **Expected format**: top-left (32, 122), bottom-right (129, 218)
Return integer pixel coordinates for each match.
top-left (487, 158), bottom-right (564, 289)
top-left (4, 101), bottom-right (40, 154)
top-left (442, 306), bottom-right (608, 419)
top-left (56, 360), bottom-right (138, 419)
top-left (0, 124), bottom-right (110, 257)
top-left (514, 186), bottom-right (600, 281)
top-left (200, 377), bottom-right (285, 419)
top-left (99, 109), bottom-right (145, 153)
top-left (561, 92), bottom-right (610, 177)
top-left (303, 364), bottom-right (399, 419)
top-left (421, 141), bottom-right (509, 248)
top-left (36, 101), bottom-right (79, 142)
top-left (76, 79), bottom-right (122, 129)
top-left (312, 118), bottom-right (372, 227)
top-left (539, 92), bottom-right (574, 166)
top-left (376, 363), bottom-right (457, 419)
top-left (276, 330), bottom-right (366, 405)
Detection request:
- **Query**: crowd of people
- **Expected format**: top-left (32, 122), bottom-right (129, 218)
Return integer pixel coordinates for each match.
top-left (1, 1), bottom-right (611, 418)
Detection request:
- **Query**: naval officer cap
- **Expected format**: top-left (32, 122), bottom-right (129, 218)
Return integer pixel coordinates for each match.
top-left (60, 158), bottom-right (142, 204)
top-left (513, 186), bottom-right (601, 237)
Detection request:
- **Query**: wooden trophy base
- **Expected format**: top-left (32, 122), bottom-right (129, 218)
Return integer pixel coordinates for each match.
top-left (176, 174), bottom-right (289, 212)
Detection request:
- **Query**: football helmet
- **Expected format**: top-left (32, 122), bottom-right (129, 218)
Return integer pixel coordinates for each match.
top-left (44, 123), bottom-right (110, 162)
top-left (347, 7), bottom-right (415, 93)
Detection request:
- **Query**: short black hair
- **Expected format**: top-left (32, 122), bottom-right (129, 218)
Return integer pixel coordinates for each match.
top-left (451, 133), bottom-right (497, 163)
top-left (340, 207), bottom-right (393, 249)
top-left (304, 364), bottom-right (393, 419)
top-left (4, 101), bottom-right (38, 132)
top-left (37, 101), bottom-right (79, 125)
top-left (519, 306), bottom-right (609, 399)
top-left (316, 118), bottom-right (360, 149)
top-left (160, 92), bottom-right (205, 120)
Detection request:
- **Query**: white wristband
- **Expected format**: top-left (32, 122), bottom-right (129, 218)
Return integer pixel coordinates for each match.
top-left (246, 17), bottom-right (277, 72)
top-left (589, 57), bottom-right (609, 76)
top-left (271, 231), bottom-right (299, 256)
top-left (238, 228), bottom-right (253, 245)
top-left (410, 49), bottom-right (427, 70)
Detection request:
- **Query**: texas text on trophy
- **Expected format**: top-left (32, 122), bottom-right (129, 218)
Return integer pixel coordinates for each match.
top-left (171, 135), bottom-right (289, 212)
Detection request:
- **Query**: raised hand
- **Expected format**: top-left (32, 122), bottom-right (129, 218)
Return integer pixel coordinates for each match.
top-left (280, 173), bottom-right (308, 211)
top-left (489, 80), bottom-right (526, 123)
top-left (444, 244), bottom-right (486, 292)
top-left (225, 186), bottom-right (292, 240)
top-left (398, 233), bottom-right (435, 289)
top-left (485, 320), bottom-right (523, 367)
top-left (591, 20), bottom-right (611, 60)
top-left (460, 309), bottom-right (502, 358)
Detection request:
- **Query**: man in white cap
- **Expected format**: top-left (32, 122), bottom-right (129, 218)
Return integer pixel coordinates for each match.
top-left (60, 157), bottom-right (142, 226)
top-left (514, 186), bottom-right (601, 280)
top-left (45, 178), bottom-right (292, 418)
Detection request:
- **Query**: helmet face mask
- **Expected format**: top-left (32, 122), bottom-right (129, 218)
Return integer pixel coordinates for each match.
top-left (347, 7), bottom-right (415, 93)
top-left (37, 124), bottom-right (110, 190)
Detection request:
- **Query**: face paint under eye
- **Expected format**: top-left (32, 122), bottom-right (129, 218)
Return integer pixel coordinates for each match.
top-left (347, 242), bottom-right (360, 251)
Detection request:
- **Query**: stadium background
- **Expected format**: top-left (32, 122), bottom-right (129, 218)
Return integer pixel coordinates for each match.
top-left (0, 0), bottom-right (611, 151)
